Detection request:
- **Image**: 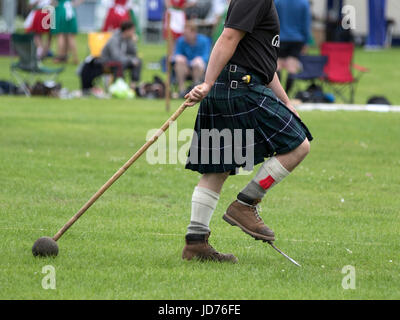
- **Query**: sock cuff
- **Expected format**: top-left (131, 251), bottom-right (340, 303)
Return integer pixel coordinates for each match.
top-left (260, 157), bottom-right (290, 183)
top-left (192, 186), bottom-right (220, 210)
top-left (193, 186), bottom-right (220, 200)
top-left (187, 221), bottom-right (210, 235)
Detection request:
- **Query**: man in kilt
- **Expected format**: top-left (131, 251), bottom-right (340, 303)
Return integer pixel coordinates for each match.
top-left (182, 0), bottom-right (313, 263)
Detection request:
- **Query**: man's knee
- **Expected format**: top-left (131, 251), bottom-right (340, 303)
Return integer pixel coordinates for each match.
top-left (286, 57), bottom-right (300, 74)
top-left (203, 172), bottom-right (230, 183)
top-left (298, 138), bottom-right (311, 158)
top-left (190, 57), bottom-right (206, 71)
top-left (198, 172), bottom-right (230, 194)
top-left (175, 55), bottom-right (188, 66)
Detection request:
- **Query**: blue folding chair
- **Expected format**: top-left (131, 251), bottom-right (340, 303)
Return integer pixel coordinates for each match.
top-left (290, 55), bottom-right (328, 82)
top-left (288, 55), bottom-right (328, 99)
top-left (146, 0), bottom-right (164, 43)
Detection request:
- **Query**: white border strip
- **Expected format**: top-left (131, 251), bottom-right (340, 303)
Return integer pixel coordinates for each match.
top-left (296, 103), bottom-right (400, 113)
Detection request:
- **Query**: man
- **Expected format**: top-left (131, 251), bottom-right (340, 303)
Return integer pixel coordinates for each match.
top-left (174, 21), bottom-right (211, 98)
top-left (101, 20), bottom-right (142, 90)
top-left (80, 21), bottom-right (141, 93)
top-left (182, 0), bottom-right (313, 262)
top-left (275, 0), bottom-right (312, 95)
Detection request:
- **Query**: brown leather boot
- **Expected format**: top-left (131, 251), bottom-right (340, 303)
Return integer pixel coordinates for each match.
top-left (182, 233), bottom-right (238, 263)
top-left (223, 199), bottom-right (275, 242)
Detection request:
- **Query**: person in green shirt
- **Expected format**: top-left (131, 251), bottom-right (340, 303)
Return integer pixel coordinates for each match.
top-left (52, 0), bottom-right (84, 64)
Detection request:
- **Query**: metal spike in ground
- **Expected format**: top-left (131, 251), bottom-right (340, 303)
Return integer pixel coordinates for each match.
top-left (267, 241), bottom-right (302, 267)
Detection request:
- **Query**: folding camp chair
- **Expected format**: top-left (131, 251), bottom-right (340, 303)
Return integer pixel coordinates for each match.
top-left (87, 32), bottom-right (122, 90)
top-left (145, 0), bottom-right (164, 43)
top-left (320, 42), bottom-right (369, 104)
top-left (289, 55), bottom-right (328, 95)
top-left (10, 33), bottom-right (64, 96)
top-left (88, 32), bottom-right (112, 59)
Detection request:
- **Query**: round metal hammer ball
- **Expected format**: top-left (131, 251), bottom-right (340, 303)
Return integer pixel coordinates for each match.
top-left (32, 237), bottom-right (59, 257)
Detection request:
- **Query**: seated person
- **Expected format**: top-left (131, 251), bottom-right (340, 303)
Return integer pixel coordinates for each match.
top-left (80, 21), bottom-right (141, 94)
top-left (174, 21), bottom-right (211, 98)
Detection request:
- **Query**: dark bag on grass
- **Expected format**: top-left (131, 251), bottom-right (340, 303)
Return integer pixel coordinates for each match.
top-left (31, 81), bottom-right (62, 97)
top-left (136, 76), bottom-right (166, 99)
top-left (367, 96), bottom-right (391, 105)
top-left (0, 80), bottom-right (19, 95)
top-left (295, 84), bottom-right (327, 103)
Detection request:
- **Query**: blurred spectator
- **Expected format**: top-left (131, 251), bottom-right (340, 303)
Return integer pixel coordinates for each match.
top-left (325, 0), bottom-right (353, 43)
top-left (52, 0), bottom-right (84, 65)
top-left (185, 0), bottom-right (210, 20)
top-left (174, 21), bottom-right (211, 97)
top-left (102, 0), bottom-right (140, 38)
top-left (24, 0), bottom-right (53, 59)
top-left (275, 0), bottom-right (312, 95)
top-left (163, 0), bottom-right (197, 41)
top-left (210, 0), bottom-right (230, 43)
top-left (80, 21), bottom-right (142, 93)
top-left (185, 0), bottom-right (228, 38)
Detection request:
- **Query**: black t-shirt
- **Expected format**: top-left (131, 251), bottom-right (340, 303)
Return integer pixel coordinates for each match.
top-left (225, 0), bottom-right (280, 84)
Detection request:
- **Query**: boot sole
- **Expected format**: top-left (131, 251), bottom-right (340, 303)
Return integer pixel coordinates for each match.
top-left (182, 253), bottom-right (238, 264)
top-left (223, 214), bottom-right (275, 242)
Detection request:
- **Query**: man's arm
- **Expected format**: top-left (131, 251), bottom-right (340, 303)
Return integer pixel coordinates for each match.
top-left (185, 27), bottom-right (245, 106)
top-left (267, 72), bottom-right (300, 118)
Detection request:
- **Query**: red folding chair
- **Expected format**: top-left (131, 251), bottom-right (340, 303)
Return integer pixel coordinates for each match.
top-left (320, 42), bottom-right (369, 104)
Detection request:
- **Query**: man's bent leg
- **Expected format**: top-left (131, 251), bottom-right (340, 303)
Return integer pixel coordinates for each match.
top-left (186, 172), bottom-right (230, 235)
top-left (224, 139), bottom-right (311, 241)
top-left (285, 57), bottom-right (301, 95)
top-left (128, 58), bottom-right (142, 90)
top-left (190, 57), bottom-right (206, 86)
top-left (174, 55), bottom-right (190, 95)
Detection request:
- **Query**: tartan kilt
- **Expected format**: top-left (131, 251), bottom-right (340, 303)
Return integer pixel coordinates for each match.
top-left (185, 67), bottom-right (313, 175)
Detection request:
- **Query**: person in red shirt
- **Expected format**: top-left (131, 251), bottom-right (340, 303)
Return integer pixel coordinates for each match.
top-left (24, 0), bottom-right (53, 59)
top-left (102, 0), bottom-right (140, 38)
top-left (163, 0), bottom-right (196, 40)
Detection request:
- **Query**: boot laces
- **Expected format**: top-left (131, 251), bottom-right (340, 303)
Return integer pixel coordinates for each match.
top-left (252, 204), bottom-right (262, 221)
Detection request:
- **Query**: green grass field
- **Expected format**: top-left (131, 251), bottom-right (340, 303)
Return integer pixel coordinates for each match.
top-left (0, 37), bottom-right (400, 300)
top-left (1, 97), bottom-right (399, 299)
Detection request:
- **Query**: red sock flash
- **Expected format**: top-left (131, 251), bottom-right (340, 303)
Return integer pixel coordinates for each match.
top-left (259, 175), bottom-right (275, 190)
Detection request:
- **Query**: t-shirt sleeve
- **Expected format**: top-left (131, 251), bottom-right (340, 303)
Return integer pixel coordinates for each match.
top-left (224, 0), bottom-right (268, 33)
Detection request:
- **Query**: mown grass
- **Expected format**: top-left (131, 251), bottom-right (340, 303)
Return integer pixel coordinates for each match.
top-left (0, 96), bottom-right (399, 299)
top-left (0, 34), bottom-right (399, 300)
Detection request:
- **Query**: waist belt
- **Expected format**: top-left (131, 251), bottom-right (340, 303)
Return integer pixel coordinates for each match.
top-left (223, 64), bottom-right (249, 74)
top-left (221, 64), bottom-right (265, 89)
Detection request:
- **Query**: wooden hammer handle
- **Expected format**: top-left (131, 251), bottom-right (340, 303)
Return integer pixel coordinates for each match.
top-left (53, 101), bottom-right (189, 241)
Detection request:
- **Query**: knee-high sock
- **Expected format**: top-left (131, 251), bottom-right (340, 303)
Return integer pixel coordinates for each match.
top-left (187, 186), bottom-right (220, 235)
top-left (238, 157), bottom-right (290, 204)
